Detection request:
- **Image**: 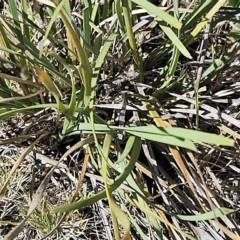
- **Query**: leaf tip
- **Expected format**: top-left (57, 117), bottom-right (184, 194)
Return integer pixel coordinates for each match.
top-left (35, 67), bottom-right (44, 79)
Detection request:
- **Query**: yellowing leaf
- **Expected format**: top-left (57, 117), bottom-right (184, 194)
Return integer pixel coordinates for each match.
top-left (36, 67), bottom-right (59, 97)
top-left (36, 67), bottom-right (67, 113)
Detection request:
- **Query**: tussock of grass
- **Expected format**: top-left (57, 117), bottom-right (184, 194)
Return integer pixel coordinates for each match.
top-left (0, 0), bottom-right (240, 239)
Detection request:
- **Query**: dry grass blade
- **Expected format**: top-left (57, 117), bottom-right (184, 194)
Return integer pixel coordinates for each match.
top-left (143, 98), bottom-right (205, 211)
top-left (0, 134), bottom-right (39, 145)
top-left (2, 135), bottom-right (95, 239)
top-left (4, 159), bottom-right (56, 240)
top-left (40, 136), bottom-right (95, 238)
top-left (189, 223), bottom-right (215, 240)
top-left (71, 146), bottom-right (90, 201)
top-left (169, 145), bottom-right (205, 211)
top-left (0, 72), bottom-right (42, 88)
top-left (0, 132), bottom-right (48, 198)
top-left (0, 89), bottom-right (43, 103)
top-left (3, 220), bottom-right (27, 240)
top-left (212, 221), bottom-right (240, 240)
top-left (1, 0), bottom-right (240, 238)
top-left (169, 92), bottom-right (240, 129)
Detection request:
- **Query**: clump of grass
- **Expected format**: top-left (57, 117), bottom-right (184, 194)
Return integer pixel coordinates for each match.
top-left (0, 0), bottom-right (240, 239)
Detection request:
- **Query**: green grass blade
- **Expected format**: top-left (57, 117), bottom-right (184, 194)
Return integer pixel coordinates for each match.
top-left (46, 1), bottom-right (92, 104)
top-left (126, 131), bottom-right (197, 151)
top-left (121, 126), bottom-right (234, 146)
top-left (122, 0), bottom-right (144, 82)
top-left (0, 104), bottom-right (85, 120)
top-left (184, 0), bottom-right (227, 46)
top-left (173, 207), bottom-right (235, 221)
top-left (159, 21), bottom-right (191, 59)
top-left (66, 123), bottom-right (234, 147)
top-left (182, 0), bottom-right (214, 31)
top-left (8, 0), bottom-right (23, 44)
top-left (131, 0), bottom-right (181, 29)
top-left (83, 7), bottom-right (91, 57)
top-left (115, 135), bottom-right (135, 164)
top-left (39, 0), bottom-right (66, 58)
top-left (21, 0), bottom-right (30, 40)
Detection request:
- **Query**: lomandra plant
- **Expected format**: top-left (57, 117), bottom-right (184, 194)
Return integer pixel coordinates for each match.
top-left (1, 0), bottom-right (239, 239)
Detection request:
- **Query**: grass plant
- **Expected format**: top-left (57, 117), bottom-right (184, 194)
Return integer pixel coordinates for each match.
top-left (0, 0), bottom-right (240, 239)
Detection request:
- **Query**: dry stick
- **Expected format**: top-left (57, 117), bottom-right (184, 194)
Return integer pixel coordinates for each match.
top-left (194, 20), bottom-right (211, 130)
top-left (71, 147), bottom-right (89, 201)
top-left (169, 92), bottom-right (240, 129)
top-left (117, 91), bottom-right (128, 140)
top-left (0, 133), bottom-right (40, 145)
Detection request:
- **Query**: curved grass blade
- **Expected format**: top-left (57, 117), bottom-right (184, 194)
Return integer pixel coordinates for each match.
top-left (173, 207), bottom-right (235, 221)
top-left (182, 0), bottom-right (215, 31)
top-left (116, 141), bottom-right (163, 239)
top-left (117, 192), bottom-right (149, 240)
top-left (48, 52), bottom-right (78, 131)
top-left (115, 135), bottom-right (135, 164)
top-left (128, 195), bottom-right (196, 240)
top-left (102, 133), bottom-right (122, 239)
top-left (88, 33), bottom-right (119, 168)
top-left (21, 0), bottom-right (30, 40)
top-left (0, 104), bottom-right (86, 120)
top-left (21, 36), bottom-right (72, 86)
top-left (36, 68), bottom-right (67, 114)
top-left (53, 137), bottom-right (141, 213)
top-left (46, 0), bottom-right (92, 104)
top-left (90, 33), bottom-right (118, 93)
